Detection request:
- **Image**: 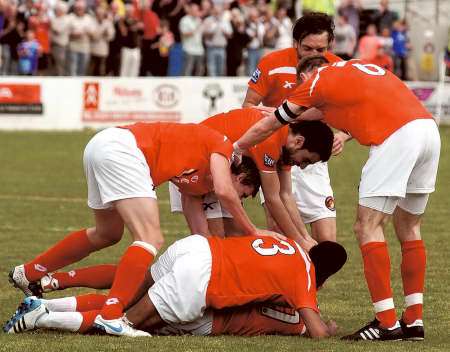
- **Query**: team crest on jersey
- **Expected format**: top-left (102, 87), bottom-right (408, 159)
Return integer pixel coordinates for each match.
top-left (263, 154), bottom-right (276, 168)
top-left (325, 196), bottom-right (336, 211)
top-left (251, 68), bottom-right (261, 83)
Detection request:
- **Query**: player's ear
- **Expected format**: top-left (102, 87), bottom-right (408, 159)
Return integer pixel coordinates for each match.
top-left (295, 135), bottom-right (305, 149)
top-left (299, 72), bottom-right (308, 83)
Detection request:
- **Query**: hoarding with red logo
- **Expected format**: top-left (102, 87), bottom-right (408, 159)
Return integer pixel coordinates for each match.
top-left (0, 84), bottom-right (43, 114)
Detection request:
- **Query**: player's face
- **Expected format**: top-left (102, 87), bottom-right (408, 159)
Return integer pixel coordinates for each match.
top-left (295, 32), bottom-right (330, 59)
top-left (291, 149), bottom-right (321, 169)
top-left (231, 174), bottom-right (255, 199)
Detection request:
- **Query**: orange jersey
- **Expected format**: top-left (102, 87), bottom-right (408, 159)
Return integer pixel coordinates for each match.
top-left (212, 304), bottom-right (306, 336)
top-left (248, 48), bottom-right (341, 107)
top-left (287, 60), bottom-right (433, 146)
top-left (123, 122), bottom-right (233, 195)
top-left (206, 235), bottom-right (318, 312)
top-left (201, 108), bottom-right (290, 172)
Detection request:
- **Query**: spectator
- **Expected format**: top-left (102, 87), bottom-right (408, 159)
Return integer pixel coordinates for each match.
top-left (338, 0), bottom-right (360, 38)
top-left (302, 0), bottom-right (335, 16)
top-left (200, 0), bottom-right (213, 18)
top-left (105, 0), bottom-right (123, 76)
top-left (245, 6), bottom-right (264, 75)
top-left (151, 18), bottom-right (174, 76)
top-left (28, 2), bottom-right (50, 74)
top-left (373, 0), bottom-right (398, 33)
top-left (203, 4), bottom-right (232, 76)
top-left (333, 14), bottom-right (356, 60)
top-left (261, 7), bottom-right (278, 56)
top-left (372, 43), bottom-right (393, 71)
top-left (138, 0), bottom-right (160, 76)
top-left (179, 2), bottom-right (204, 76)
top-left (89, 6), bottom-right (115, 76)
top-left (119, 3), bottom-right (142, 76)
top-left (391, 19), bottom-right (410, 80)
top-left (50, 1), bottom-right (70, 76)
top-left (378, 26), bottom-right (393, 56)
top-left (274, 6), bottom-right (292, 50)
top-left (67, 0), bottom-right (94, 76)
top-left (226, 8), bottom-right (249, 76)
top-left (0, 3), bottom-right (24, 75)
top-left (358, 24), bottom-right (379, 62)
top-left (17, 29), bottom-right (41, 75)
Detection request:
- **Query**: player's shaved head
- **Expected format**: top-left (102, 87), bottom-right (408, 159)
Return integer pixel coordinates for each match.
top-left (231, 156), bottom-right (261, 197)
top-left (309, 241), bottom-right (347, 288)
top-left (297, 55), bottom-right (329, 78)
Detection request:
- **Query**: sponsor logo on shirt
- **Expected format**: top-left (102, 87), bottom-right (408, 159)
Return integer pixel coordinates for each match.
top-left (263, 154), bottom-right (276, 168)
top-left (283, 81), bottom-right (295, 89)
top-left (251, 68), bottom-right (261, 83)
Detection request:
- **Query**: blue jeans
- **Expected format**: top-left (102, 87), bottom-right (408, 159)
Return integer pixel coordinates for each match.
top-left (183, 52), bottom-right (204, 76)
top-left (206, 47), bottom-right (226, 76)
top-left (69, 50), bottom-right (90, 76)
top-left (168, 42), bottom-right (183, 76)
top-left (247, 48), bottom-right (262, 76)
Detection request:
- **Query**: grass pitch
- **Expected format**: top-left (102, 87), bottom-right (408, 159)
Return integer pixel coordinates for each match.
top-left (0, 128), bottom-right (449, 352)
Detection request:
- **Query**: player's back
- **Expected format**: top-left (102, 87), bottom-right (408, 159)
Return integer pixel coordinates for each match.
top-left (206, 235), bottom-right (318, 312)
top-left (123, 122), bottom-right (232, 188)
top-left (212, 304), bottom-right (306, 336)
top-left (291, 60), bottom-right (433, 145)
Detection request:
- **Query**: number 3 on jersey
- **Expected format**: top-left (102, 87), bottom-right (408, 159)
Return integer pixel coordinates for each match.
top-left (252, 238), bottom-right (296, 256)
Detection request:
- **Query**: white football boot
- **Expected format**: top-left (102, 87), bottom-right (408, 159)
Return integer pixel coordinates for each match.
top-left (9, 265), bottom-right (43, 297)
top-left (3, 296), bottom-right (49, 334)
top-left (93, 315), bottom-right (151, 337)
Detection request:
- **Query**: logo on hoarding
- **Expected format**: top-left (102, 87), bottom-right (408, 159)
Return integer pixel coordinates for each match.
top-left (153, 84), bottom-right (180, 108)
top-left (84, 82), bottom-right (99, 110)
top-left (203, 83), bottom-right (223, 114)
top-left (0, 84), bottom-right (43, 114)
top-left (411, 87), bottom-right (435, 101)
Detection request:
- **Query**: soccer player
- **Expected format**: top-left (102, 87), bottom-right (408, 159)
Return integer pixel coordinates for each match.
top-left (243, 12), bottom-right (350, 242)
top-left (234, 55), bottom-right (440, 341)
top-left (4, 236), bottom-right (347, 338)
top-left (170, 108), bottom-right (334, 248)
top-left (8, 122), bottom-right (274, 336)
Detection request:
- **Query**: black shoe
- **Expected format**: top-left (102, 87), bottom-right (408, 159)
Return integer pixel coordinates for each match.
top-left (342, 318), bottom-right (404, 341)
top-left (400, 319), bottom-right (424, 341)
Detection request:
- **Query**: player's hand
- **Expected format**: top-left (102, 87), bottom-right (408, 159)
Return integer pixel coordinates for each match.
top-left (257, 228), bottom-right (287, 241)
top-left (251, 105), bottom-right (276, 117)
top-left (326, 320), bottom-right (338, 336)
top-left (332, 132), bottom-right (350, 156)
top-left (297, 235), bottom-right (317, 252)
top-left (232, 142), bottom-right (244, 166)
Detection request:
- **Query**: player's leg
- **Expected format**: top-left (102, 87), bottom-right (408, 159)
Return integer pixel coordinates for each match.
top-left (290, 164), bottom-right (337, 242)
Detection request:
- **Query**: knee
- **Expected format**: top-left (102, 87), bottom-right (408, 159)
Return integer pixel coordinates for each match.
top-left (89, 227), bottom-right (124, 249)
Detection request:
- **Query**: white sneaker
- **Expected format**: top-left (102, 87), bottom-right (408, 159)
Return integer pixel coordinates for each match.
top-left (93, 315), bottom-right (151, 337)
top-left (40, 273), bottom-right (59, 293)
top-left (3, 296), bottom-right (49, 334)
top-left (9, 265), bottom-right (42, 297)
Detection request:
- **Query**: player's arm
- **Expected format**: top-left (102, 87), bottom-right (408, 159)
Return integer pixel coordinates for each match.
top-left (278, 169), bottom-right (317, 251)
top-left (181, 193), bottom-right (211, 237)
top-left (234, 102), bottom-right (309, 151)
top-left (242, 87), bottom-right (263, 107)
top-left (260, 171), bottom-right (303, 242)
top-left (210, 153), bottom-right (258, 236)
top-left (332, 131), bottom-right (353, 156)
top-left (298, 308), bottom-right (337, 338)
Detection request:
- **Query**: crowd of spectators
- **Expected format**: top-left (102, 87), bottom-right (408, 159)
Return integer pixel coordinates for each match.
top-left (0, 0), bottom-right (416, 79)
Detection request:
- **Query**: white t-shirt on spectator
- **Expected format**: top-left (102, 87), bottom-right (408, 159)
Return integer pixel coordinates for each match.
top-left (179, 15), bottom-right (204, 56)
top-left (203, 15), bottom-right (232, 48)
top-left (275, 17), bottom-right (293, 49)
top-left (67, 13), bottom-right (95, 54)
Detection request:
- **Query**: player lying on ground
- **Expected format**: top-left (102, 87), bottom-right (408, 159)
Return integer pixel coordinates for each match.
top-left (5, 235), bottom-right (347, 338)
top-left (243, 12), bottom-right (351, 243)
top-left (234, 55), bottom-right (441, 341)
top-left (170, 108), bottom-right (334, 249)
top-left (9, 122), bottom-right (278, 336)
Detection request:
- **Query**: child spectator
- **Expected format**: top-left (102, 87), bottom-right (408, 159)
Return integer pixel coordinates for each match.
top-left (150, 19), bottom-right (174, 76)
top-left (358, 24), bottom-right (379, 62)
top-left (18, 29), bottom-right (41, 75)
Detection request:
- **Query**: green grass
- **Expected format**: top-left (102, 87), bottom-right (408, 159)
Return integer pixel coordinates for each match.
top-left (0, 128), bottom-right (449, 351)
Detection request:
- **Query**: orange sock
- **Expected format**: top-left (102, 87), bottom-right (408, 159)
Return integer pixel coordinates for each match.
top-left (76, 294), bottom-right (107, 312)
top-left (24, 229), bottom-right (95, 282)
top-left (53, 265), bottom-right (117, 290)
top-left (401, 240), bottom-right (426, 324)
top-left (100, 241), bottom-right (156, 319)
top-left (361, 242), bottom-right (397, 328)
top-left (79, 310), bottom-right (100, 333)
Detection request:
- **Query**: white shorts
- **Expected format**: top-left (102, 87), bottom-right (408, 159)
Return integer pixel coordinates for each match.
top-left (359, 119), bottom-right (440, 199)
top-left (260, 162), bottom-right (336, 224)
top-left (83, 127), bottom-right (156, 210)
top-left (148, 235), bottom-right (212, 324)
top-left (169, 182), bottom-right (232, 219)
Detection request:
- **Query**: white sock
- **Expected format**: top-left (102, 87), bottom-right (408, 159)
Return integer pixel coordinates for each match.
top-left (36, 311), bottom-right (83, 332)
top-left (41, 297), bottom-right (77, 312)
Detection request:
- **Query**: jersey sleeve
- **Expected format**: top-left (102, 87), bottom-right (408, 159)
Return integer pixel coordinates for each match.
top-left (247, 55), bottom-right (271, 98)
top-left (286, 67), bottom-right (327, 109)
top-left (203, 127), bottom-right (234, 163)
top-left (250, 140), bottom-right (280, 173)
